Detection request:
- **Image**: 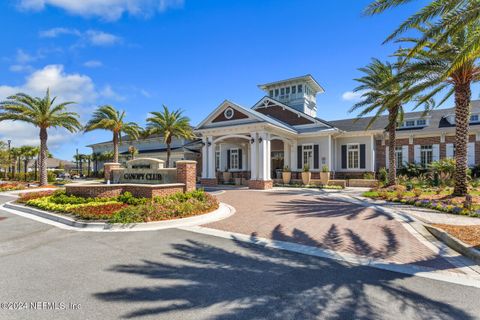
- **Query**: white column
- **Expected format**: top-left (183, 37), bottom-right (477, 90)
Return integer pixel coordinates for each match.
top-left (370, 135), bottom-right (375, 172)
top-left (265, 134), bottom-right (271, 180)
top-left (328, 135), bottom-right (332, 171)
top-left (258, 132), bottom-right (268, 180)
top-left (291, 140), bottom-right (298, 172)
top-left (283, 141), bottom-right (290, 170)
top-left (208, 136), bottom-right (216, 179)
top-left (201, 136), bottom-right (208, 178)
top-left (250, 132), bottom-right (258, 179)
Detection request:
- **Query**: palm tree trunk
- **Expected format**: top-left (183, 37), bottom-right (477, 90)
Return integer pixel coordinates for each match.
top-left (39, 127), bottom-right (48, 186)
top-left (387, 122), bottom-right (397, 186)
top-left (166, 144), bottom-right (171, 168)
top-left (113, 132), bottom-right (119, 163)
top-left (453, 82), bottom-right (471, 196)
top-left (24, 159), bottom-right (28, 181)
top-left (387, 108), bottom-right (398, 186)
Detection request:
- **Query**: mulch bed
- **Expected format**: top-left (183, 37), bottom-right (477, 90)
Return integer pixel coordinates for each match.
top-left (432, 224), bottom-right (480, 249)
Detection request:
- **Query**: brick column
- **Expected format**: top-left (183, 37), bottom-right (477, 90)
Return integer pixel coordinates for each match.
top-left (176, 160), bottom-right (197, 192)
top-left (104, 162), bottom-right (121, 182)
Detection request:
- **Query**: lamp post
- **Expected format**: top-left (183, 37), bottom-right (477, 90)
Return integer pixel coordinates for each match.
top-left (7, 139), bottom-right (11, 179)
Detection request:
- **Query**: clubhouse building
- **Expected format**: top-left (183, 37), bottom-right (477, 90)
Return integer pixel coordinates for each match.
top-left (89, 75), bottom-right (480, 189)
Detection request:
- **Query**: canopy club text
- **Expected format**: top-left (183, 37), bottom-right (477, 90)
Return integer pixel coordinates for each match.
top-left (123, 173), bottom-right (164, 181)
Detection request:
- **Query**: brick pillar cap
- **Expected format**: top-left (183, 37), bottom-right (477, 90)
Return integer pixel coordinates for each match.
top-left (176, 160), bottom-right (197, 164)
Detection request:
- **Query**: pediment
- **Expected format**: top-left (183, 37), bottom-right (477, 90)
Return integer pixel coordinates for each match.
top-left (196, 100), bottom-right (258, 130)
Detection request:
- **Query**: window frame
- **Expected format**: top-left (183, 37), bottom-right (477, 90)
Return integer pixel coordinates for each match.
top-left (395, 146), bottom-right (403, 168)
top-left (347, 143), bottom-right (360, 170)
top-left (420, 145), bottom-right (433, 167)
top-left (302, 144), bottom-right (314, 169)
top-left (230, 148), bottom-right (239, 170)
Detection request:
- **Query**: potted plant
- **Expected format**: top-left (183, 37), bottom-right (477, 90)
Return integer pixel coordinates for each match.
top-left (222, 167), bottom-right (231, 183)
top-left (301, 164), bottom-right (311, 185)
top-left (282, 166), bottom-right (291, 184)
top-left (320, 165), bottom-right (330, 185)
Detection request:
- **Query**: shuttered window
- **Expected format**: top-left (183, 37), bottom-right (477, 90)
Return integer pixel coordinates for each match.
top-left (347, 144), bottom-right (360, 169)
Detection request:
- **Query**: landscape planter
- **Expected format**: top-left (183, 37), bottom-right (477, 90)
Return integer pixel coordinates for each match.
top-left (282, 172), bottom-right (291, 184)
top-left (301, 172), bottom-right (311, 185)
top-left (222, 172), bottom-right (231, 183)
top-left (320, 172), bottom-right (330, 185)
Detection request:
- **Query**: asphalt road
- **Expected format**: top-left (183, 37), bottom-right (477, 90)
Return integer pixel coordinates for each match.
top-left (0, 194), bottom-right (479, 320)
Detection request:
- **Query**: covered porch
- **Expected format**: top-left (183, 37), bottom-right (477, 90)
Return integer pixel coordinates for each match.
top-left (200, 131), bottom-right (298, 189)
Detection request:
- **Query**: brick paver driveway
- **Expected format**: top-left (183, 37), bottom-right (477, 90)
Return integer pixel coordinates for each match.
top-left (205, 189), bottom-right (460, 271)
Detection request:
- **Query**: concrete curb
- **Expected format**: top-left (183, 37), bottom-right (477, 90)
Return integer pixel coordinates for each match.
top-left (425, 225), bottom-right (480, 265)
top-left (1, 201), bottom-right (234, 232)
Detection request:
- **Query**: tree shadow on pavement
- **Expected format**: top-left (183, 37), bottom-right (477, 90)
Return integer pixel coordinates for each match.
top-left (266, 194), bottom-right (395, 221)
top-left (93, 236), bottom-right (474, 319)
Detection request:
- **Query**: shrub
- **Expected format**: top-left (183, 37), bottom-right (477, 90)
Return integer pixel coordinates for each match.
top-left (26, 196), bottom-right (122, 213)
top-left (113, 190), bottom-right (219, 223)
top-left (0, 182), bottom-right (25, 192)
top-left (69, 203), bottom-right (128, 220)
top-left (413, 188), bottom-right (422, 197)
top-left (321, 165), bottom-right (329, 173)
top-left (17, 190), bottom-right (57, 203)
top-left (378, 167), bottom-right (387, 184)
top-left (363, 172), bottom-right (375, 180)
top-left (117, 192), bottom-right (148, 205)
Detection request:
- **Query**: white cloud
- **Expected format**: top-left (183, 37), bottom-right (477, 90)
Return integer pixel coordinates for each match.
top-left (85, 30), bottom-right (121, 46)
top-left (18, 0), bottom-right (184, 21)
top-left (341, 91), bottom-right (366, 102)
top-left (39, 27), bottom-right (80, 38)
top-left (100, 85), bottom-right (125, 101)
top-left (9, 64), bottom-right (34, 73)
top-left (39, 27), bottom-right (121, 47)
top-left (83, 60), bottom-right (103, 68)
top-left (0, 65), bottom-right (122, 151)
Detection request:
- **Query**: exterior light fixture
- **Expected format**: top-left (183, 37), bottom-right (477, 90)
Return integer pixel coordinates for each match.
top-left (250, 138), bottom-right (255, 144)
top-left (258, 137), bottom-right (263, 143)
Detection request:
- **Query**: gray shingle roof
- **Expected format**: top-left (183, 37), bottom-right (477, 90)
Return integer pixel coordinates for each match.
top-left (329, 100), bottom-right (480, 133)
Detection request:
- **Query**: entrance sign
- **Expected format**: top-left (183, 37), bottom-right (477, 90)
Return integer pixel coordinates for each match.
top-left (111, 158), bottom-right (177, 184)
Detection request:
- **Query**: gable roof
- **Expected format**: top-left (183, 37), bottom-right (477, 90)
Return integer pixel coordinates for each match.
top-left (252, 96), bottom-right (335, 129)
top-left (329, 100), bottom-right (480, 133)
top-left (195, 99), bottom-right (297, 133)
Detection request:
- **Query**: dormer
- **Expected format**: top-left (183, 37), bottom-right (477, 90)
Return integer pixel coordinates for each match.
top-left (257, 74), bottom-right (324, 117)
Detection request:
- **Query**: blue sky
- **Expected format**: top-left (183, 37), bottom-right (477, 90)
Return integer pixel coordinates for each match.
top-left (0, 0), bottom-right (474, 160)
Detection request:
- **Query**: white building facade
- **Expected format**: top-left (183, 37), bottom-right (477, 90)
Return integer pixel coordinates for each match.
top-left (195, 74), bottom-right (480, 189)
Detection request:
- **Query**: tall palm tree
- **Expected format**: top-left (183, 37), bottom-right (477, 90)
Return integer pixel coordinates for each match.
top-left (350, 58), bottom-right (419, 186)
top-left (146, 105), bottom-right (195, 168)
top-left (394, 24), bottom-right (480, 196)
top-left (91, 152), bottom-right (101, 176)
top-left (365, 0), bottom-right (480, 70)
top-left (84, 105), bottom-right (141, 163)
top-left (0, 89), bottom-right (81, 186)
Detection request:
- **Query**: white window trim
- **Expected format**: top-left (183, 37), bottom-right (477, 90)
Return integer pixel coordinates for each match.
top-left (302, 144), bottom-right (314, 169)
top-left (230, 148), bottom-right (240, 170)
top-left (347, 143), bottom-right (360, 170)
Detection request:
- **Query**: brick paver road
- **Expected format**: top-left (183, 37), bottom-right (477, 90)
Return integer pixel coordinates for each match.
top-left (206, 189), bottom-right (460, 271)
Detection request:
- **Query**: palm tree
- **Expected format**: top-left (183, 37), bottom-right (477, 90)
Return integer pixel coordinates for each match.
top-left (84, 105), bottom-right (141, 163)
top-left (393, 24), bottom-right (480, 196)
top-left (0, 89), bottom-right (81, 186)
top-left (9, 147), bottom-right (21, 180)
top-left (146, 105), bottom-right (195, 168)
top-left (350, 58), bottom-right (422, 186)
top-left (91, 152), bottom-right (101, 177)
top-left (19, 146), bottom-right (39, 181)
top-left (365, 0), bottom-right (480, 70)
